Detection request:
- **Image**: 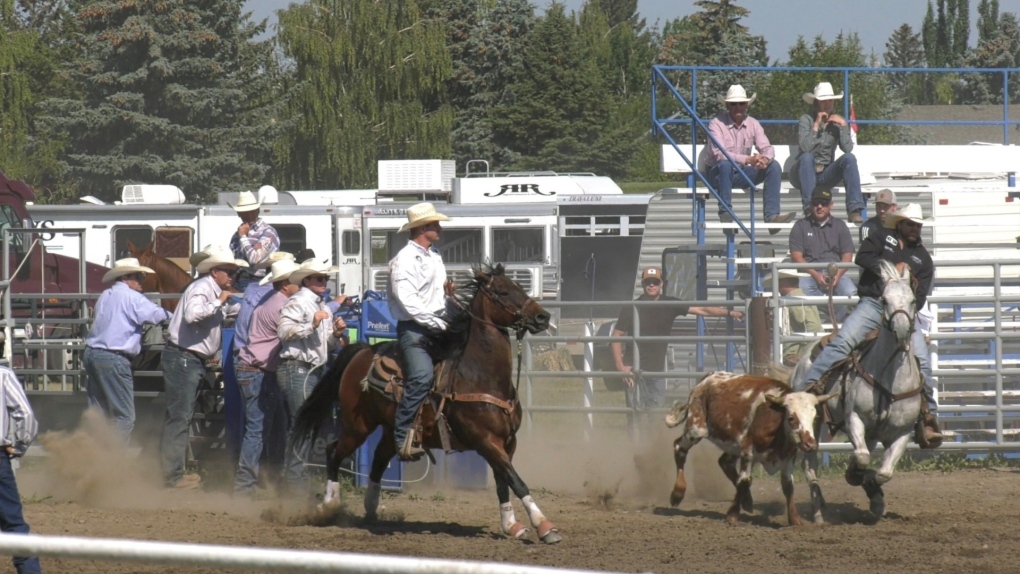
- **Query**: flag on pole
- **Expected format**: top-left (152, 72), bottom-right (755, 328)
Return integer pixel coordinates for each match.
top-left (849, 95), bottom-right (859, 144)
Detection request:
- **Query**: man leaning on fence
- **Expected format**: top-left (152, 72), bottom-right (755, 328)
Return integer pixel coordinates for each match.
top-left (611, 266), bottom-right (743, 438)
top-left (0, 365), bottom-right (41, 574)
top-left (84, 258), bottom-right (172, 445)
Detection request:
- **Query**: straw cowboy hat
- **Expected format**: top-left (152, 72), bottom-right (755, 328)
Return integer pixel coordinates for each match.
top-left (102, 258), bottom-right (156, 283)
top-left (189, 244), bottom-right (221, 267)
top-left (766, 268), bottom-right (809, 283)
top-left (884, 203), bottom-right (930, 229)
top-left (254, 250), bottom-right (294, 270)
top-left (259, 258), bottom-right (301, 286)
top-left (195, 248), bottom-right (248, 274)
top-left (289, 259), bottom-right (339, 285)
top-left (399, 202), bottom-right (450, 233)
top-left (803, 82), bottom-right (844, 104)
top-left (229, 190), bottom-right (262, 213)
top-left (717, 84), bottom-right (757, 105)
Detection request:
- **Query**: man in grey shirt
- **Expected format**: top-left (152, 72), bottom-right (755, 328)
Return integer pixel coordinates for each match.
top-left (792, 82), bottom-right (866, 223)
top-left (789, 188), bottom-right (857, 322)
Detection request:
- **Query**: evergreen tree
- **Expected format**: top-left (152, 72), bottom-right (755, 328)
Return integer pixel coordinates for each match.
top-left (952, 0), bottom-right (970, 63)
top-left (977, 0), bottom-right (999, 44)
top-left (591, 0), bottom-right (636, 28)
top-left (491, 3), bottom-right (628, 177)
top-left (275, 0), bottom-right (453, 189)
top-left (0, 0), bottom-right (36, 179)
top-left (884, 24), bottom-right (926, 104)
top-left (961, 11), bottom-right (1020, 104)
top-left (922, 2), bottom-right (936, 64)
top-left (36, 0), bottom-right (278, 203)
top-left (935, 0), bottom-right (949, 66)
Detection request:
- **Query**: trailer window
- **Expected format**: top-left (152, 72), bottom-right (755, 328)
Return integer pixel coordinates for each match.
top-left (341, 230), bottom-right (360, 257)
top-left (370, 230), bottom-right (401, 264)
top-left (492, 228), bottom-right (543, 263)
top-left (274, 224), bottom-right (306, 256)
top-left (438, 228), bottom-right (482, 264)
top-left (113, 226), bottom-right (153, 259)
top-left (0, 205), bottom-right (24, 249)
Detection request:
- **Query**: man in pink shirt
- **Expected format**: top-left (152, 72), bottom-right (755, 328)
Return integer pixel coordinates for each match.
top-left (234, 258), bottom-right (301, 496)
top-left (705, 85), bottom-right (796, 232)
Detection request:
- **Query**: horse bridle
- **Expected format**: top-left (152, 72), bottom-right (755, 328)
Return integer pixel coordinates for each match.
top-left (471, 280), bottom-right (536, 336)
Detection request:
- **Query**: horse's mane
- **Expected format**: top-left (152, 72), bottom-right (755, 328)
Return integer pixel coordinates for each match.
top-left (423, 263), bottom-right (508, 362)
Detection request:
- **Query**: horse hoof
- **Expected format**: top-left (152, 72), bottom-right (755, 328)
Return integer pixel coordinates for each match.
top-left (844, 467), bottom-right (864, 487)
top-left (506, 522), bottom-right (529, 540)
top-left (870, 497), bottom-right (885, 518)
top-left (364, 511), bottom-right (378, 524)
top-left (739, 492), bottom-right (753, 513)
top-left (537, 521), bottom-right (561, 544)
top-left (669, 489), bottom-right (685, 507)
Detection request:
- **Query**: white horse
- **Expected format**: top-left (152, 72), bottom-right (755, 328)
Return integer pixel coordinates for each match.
top-left (791, 259), bottom-right (923, 522)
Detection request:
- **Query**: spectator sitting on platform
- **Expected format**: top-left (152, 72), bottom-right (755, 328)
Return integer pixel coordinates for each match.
top-left (767, 267), bottom-right (822, 367)
top-left (793, 82), bottom-right (866, 223)
top-left (229, 189), bottom-right (280, 289)
top-left (705, 85), bottom-right (796, 231)
top-left (859, 188), bottom-right (897, 243)
top-left (789, 188), bottom-right (857, 322)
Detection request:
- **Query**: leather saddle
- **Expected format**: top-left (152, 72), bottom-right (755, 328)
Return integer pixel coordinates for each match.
top-left (363, 341), bottom-right (452, 403)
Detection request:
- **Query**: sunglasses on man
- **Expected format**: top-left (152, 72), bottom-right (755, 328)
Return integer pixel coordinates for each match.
top-left (643, 279), bottom-right (662, 287)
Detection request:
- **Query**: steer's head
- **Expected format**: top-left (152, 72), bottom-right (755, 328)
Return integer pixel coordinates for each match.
top-left (765, 391), bottom-right (838, 452)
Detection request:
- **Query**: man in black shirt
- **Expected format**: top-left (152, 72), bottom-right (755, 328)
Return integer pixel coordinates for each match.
top-left (611, 266), bottom-right (743, 434)
top-left (800, 203), bottom-right (941, 446)
top-left (859, 188), bottom-right (897, 243)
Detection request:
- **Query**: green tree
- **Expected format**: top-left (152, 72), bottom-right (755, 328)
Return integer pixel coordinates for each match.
top-left (0, 0), bottom-right (36, 179)
top-left (977, 0), bottom-right (999, 44)
top-left (36, 0), bottom-right (278, 203)
top-left (961, 11), bottom-right (1020, 104)
top-left (275, 0), bottom-right (452, 189)
top-left (884, 24), bottom-right (926, 104)
top-left (491, 3), bottom-right (629, 177)
top-left (952, 0), bottom-right (970, 64)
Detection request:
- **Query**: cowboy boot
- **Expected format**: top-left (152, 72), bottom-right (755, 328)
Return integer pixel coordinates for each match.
top-left (398, 428), bottom-right (426, 462)
top-left (922, 412), bottom-right (943, 449)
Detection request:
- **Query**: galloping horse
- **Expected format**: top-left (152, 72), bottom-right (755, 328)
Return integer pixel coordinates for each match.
top-left (292, 264), bottom-right (562, 543)
top-left (126, 241), bottom-right (192, 312)
top-left (793, 259), bottom-right (923, 522)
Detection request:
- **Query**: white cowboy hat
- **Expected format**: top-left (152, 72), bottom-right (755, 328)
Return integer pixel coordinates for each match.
top-left (803, 82), bottom-right (844, 104)
top-left (102, 257), bottom-right (156, 283)
top-left (399, 202), bottom-right (450, 233)
top-left (884, 203), bottom-right (930, 229)
top-left (254, 251), bottom-right (294, 270)
top-left (195, 248), bottom-right (249, 274)
top-left (289, 259), bottom-right (340, 285)
top-left (717, 84), bottom-right (757, 105)
top-left (259, 258), bottom-right (301, 286)
top-left (229, 190), bottom-right (262, 213)
top-left (188, 244), bottom-right (230, 267)
top-left (775, 269), bottom-right (807, 279)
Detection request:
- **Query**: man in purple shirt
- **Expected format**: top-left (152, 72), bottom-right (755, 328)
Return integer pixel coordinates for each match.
top-left (706, 85), bottom-right (796, 232)
top-left (84, 258), bottom-right (172, 444)
top-left (234, 258), bottom-right (301, 497)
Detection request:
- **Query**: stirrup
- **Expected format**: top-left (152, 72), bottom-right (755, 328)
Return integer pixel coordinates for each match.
top-left (397, 430), bottom-right (426, 462)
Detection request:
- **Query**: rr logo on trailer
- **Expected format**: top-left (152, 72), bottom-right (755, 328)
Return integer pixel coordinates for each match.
top-left (485, 184), bottom-right (555, 198)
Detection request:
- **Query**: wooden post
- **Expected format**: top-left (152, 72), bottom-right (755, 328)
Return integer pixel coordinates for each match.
top-left (748, 296), bottom-right (771, 376)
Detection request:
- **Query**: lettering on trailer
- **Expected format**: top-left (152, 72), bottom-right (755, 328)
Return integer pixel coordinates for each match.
top-left (372, 208), bottom-right (407, 216)
top-left (562, 195), bottom-right (604, 202)
top-left (485, 184), bottom-right (555, 198)
top-left (33, 220), bottom-right (56, 241)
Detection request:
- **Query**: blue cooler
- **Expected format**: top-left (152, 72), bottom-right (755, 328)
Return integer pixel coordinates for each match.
top-left (360, 291), bottom-right (398, 343)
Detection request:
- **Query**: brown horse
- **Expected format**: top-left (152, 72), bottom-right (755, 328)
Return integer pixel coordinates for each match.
top-left (292, 264), bottom-right (561, 543)
top-left (126, 241), bottom-right (193, 312)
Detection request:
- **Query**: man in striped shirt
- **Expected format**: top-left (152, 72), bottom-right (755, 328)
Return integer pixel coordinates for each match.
top-left (229, 190), bottom-right (280, 289)
top-left (0, 366), bottom-right (41, 573)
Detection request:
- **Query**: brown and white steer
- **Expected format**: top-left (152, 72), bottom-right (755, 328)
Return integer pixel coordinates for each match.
top-left (665, 371), bottom-right (835, 526)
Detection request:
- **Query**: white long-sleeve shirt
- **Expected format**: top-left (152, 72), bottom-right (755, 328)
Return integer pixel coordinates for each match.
top-left (278, 287), bottom-right (341, 366)
top-left (0, 367), bottom-right (37, 456)
top-left (168, 275), bottom-right (240, 359)
top-left (388, 240), bottom-right (448, 331)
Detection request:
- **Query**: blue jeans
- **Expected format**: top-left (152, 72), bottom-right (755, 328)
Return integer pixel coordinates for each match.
top-left (799, 274), bottom-right (858, 322)
top-left (708, 160), bottom-right (783, 220)
top-left (802, 297), bottom-right (935, 410)
top-left (261, 371), bottom-right (287, 477)
top-left (234, 368), bottom-right (268, 494)
top-left (277, 360), bottom-right (321, 493)
top-left (394, 321), bottom-right (435, 450)
top-left (795, 152), bottom-right (865, 214)
top-left (160, 346), bottom-right (205, 486)
top-left (0, 456), bottom-right (40, 574)
top-left (84, 347), bottom-right (136, 445)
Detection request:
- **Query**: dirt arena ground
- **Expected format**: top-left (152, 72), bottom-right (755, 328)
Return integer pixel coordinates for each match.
top-left (9, 413), bottom-right (1020, 574)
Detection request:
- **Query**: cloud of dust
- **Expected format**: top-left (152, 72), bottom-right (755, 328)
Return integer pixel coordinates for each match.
top-left (511, 421), bottom-right (734, 507)
top-left (28, 409), bottom-right (260, 517)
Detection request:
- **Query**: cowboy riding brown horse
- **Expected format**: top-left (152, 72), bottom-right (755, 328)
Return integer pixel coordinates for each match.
top-left (292, 264), bottom-right (562, 543)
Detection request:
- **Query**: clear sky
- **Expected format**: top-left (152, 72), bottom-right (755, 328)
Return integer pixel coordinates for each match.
top-left (243, 0), bottom-right (990, 62)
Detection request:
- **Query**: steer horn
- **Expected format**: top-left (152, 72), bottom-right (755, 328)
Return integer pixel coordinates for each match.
top-left (816, 391), bottom-right (839, 403)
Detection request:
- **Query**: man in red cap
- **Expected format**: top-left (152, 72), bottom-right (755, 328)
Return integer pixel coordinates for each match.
top-left (610, 266), bottom-right (743, 437)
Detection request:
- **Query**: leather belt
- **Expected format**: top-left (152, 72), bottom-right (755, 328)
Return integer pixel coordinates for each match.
top-left (166, 341), bottom-right (208, 361)
top-left (89, 346), bottom-right (134, 361)
top-left (280, 358), bottom-right (312, 369)
top-left (235, 364), bottom-right (262, 372)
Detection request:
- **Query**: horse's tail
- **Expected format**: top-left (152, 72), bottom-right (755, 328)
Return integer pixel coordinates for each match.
top-left (292, 342), bottom-right (371, 446)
